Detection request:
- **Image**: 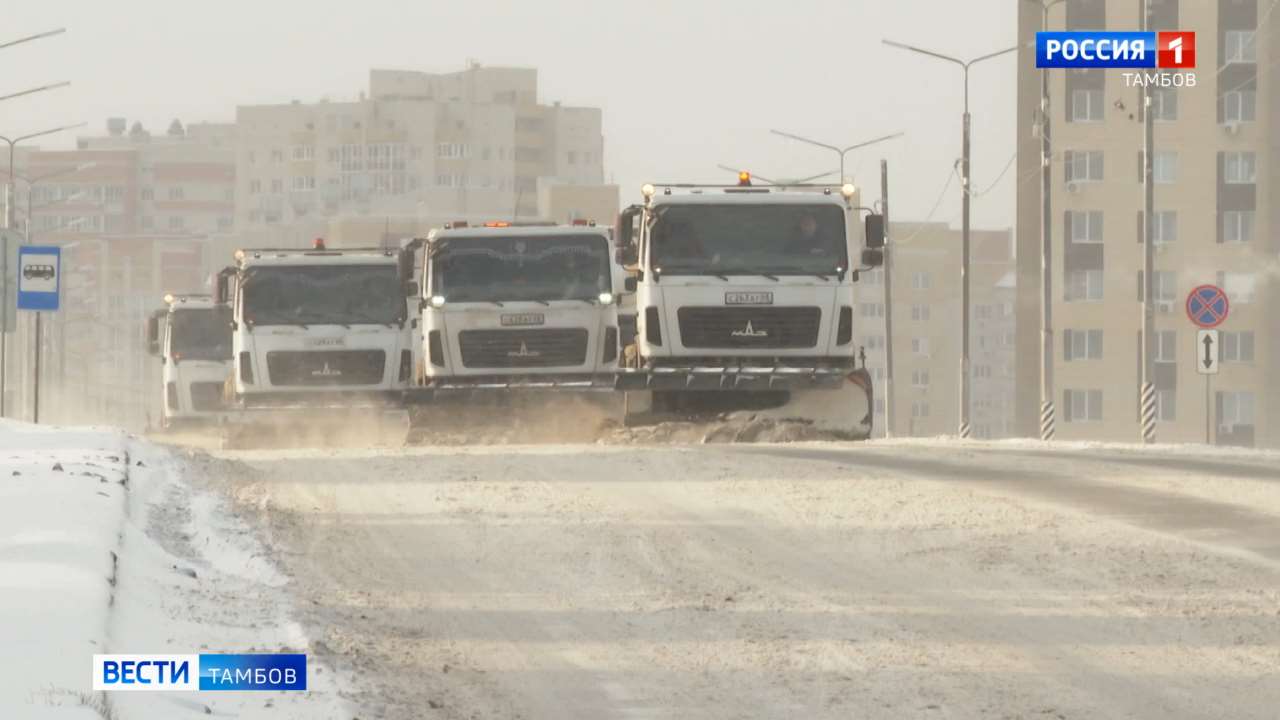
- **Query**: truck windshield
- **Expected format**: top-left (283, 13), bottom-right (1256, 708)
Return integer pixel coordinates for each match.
top-left (169, 307), bottom-right (233, 361)
top-left (241, 265), bottom-right (405, 326)
top-left (431, 235), bottom-right (611, 303)
top-left (649, 204), bottom-right (848, 276)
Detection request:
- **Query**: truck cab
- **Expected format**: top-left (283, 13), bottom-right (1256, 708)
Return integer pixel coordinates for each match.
top-left (404, 223), bottom-right (625, 391)
top-left (216, 242), bottom-right (415, 416)
top-left (145, 294), bottom-right (233, 429)
top-left (615, 180), bottom-right (884, 435)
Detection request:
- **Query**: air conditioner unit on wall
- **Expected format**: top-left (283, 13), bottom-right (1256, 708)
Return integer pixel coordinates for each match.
top-left (1066, 181), bottom-right (1081, 194)
top-left (1224, 121), bottom-right (1241, 136)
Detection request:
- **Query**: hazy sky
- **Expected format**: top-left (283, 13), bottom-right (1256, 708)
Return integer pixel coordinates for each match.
top-left (7, 0), bottom-right (1018, 229)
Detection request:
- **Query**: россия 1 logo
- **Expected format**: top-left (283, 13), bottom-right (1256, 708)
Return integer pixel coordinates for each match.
top-left (1036, 31), bottom-right (1195, 87)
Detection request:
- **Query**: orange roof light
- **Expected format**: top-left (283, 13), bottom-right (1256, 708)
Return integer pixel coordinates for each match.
top-left (571, 218), bottom-right (589, 226)
top-left (737, 171), bottom-right (752, 187)
top-left (313, 237), bottom-right (326, 249)
top-left (483, 221), bottom-right (512, 228)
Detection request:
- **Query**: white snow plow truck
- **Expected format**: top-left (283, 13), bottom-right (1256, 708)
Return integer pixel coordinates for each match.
top-left (401, 221), bottom-right (624, 394)
top-left (215, 239), bottom-right (416, 448)
top-left (145, 294), bottom-right (233, 430)
top-left (614, 175), bottom-right (885, 438)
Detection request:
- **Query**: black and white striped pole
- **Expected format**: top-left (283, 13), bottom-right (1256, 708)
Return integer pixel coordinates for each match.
top-left (1140, 381), bottom-right (1157, 444)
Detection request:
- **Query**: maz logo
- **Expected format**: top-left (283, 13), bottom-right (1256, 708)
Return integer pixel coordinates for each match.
top-left (507, 342), bottom-right (542, 358)
top-left (731, 321), bottom-right (769, 338)
top-left (310, 362), bottom-right (342, 377)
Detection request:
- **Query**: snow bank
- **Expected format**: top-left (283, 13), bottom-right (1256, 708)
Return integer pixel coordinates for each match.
top-left (0, 420), bottom-right (135, 718)
top-left (0, 421), bottom-right (349, 719)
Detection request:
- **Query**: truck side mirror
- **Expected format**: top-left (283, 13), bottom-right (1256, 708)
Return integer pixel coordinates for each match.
top-left (623, 276), bottom-right (638, 293)
top-left (616, 205), bottom-right (641, 266)
top-left (405, 281), bottom-right (419, 297)
top-left (864, 214), bottom-right (886, 249)
top-left (145, 315), bottom-right (161, 355)
top-left (215, 270), bottom-right (230, 304)
top-left (861, 248), bottom-right (884, 268)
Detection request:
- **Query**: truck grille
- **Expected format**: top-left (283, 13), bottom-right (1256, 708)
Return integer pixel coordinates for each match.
top-left (458, 329), bottom-right (588, 369)
top-left (266, 350), bottom-right (386, 386)
top-left (677, 307), bottom-right (822, 349)
top-left (189, 382), bottom-right (226, 411)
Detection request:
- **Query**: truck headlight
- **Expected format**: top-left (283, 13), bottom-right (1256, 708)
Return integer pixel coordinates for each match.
top-left (641, 183), bottom-right (656, 199)
top-left (597, 292), bottom-right (614, 305)
top-left (841, 183), bottom-right (857, 200)
top-left (430, 295), bottom-right (446, 308)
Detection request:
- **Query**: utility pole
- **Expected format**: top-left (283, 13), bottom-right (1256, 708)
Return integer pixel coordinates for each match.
top-left (880, 159), bottom-right (895, 437)
top-left (883, 39), bottom-right (1017, 440)
top-left (1140, 0), bottom-right (1158, 444)
top-left (1029, 0), bottom-right (1066, 441)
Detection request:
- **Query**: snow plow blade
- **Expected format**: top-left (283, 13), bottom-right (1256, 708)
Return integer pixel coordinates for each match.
top-left (220, 393), bottom-right (410, 449)
top-left (620, 367), bottom-right (873, 440)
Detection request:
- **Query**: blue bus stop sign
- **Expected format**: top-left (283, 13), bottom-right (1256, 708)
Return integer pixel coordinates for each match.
top-left (1185, 284), bottom-right (1228, 329)
top-left (17, 246), bottom-right (60, 312)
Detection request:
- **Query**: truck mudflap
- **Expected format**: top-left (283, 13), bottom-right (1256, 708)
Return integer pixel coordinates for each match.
top-left (615, 365), bottom-right (849, 392)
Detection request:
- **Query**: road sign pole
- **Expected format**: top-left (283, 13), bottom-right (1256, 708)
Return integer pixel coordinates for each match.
top-left (32, 311), bottom-right (40, 424)
top-left (1205, 374), bottom-right (1211, 446)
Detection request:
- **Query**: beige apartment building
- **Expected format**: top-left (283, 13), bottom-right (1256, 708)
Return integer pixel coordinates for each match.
top-left (1015, 0), bottom-right (1278, 447)
top-left (858, 223), bottom-right (1017, 438)
top-left (235, 64), bottom-right (606, 238)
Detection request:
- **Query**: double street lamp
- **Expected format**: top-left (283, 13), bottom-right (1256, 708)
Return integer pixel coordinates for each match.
top-left (882, 38), bottom-right (1016, 440)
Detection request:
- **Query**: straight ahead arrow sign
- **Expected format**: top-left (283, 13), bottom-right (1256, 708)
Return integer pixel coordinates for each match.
top-left (1196, 329), bottom-right (1220, 376)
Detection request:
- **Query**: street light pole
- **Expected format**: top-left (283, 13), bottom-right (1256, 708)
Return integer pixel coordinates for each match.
top-left (768, 130), bottom-right (904, 184)
top-left (0, 28), bottom-right (66, 52)
top-left (883, 39), bottom-right (1016, 440)
top-left (1028, 0), bottom-right (1065, 442)
top-left (1139, 0), bottom-right (1157, 444)
top-left (0, 122), bottom-right (84, 418)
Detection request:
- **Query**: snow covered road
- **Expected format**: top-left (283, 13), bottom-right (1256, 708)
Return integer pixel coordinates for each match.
top-left (204, 440), bottom-right (1280, 719)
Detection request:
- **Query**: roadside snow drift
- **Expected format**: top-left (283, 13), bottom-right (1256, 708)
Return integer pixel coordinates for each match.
top-left (0, 420), bottom-right (349, 719)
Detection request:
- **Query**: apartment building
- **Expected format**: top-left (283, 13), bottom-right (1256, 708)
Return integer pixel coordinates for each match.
top-left (2, 118), bottom-right (235, 427)
top-left (858, 223), bottom-right (1017, 438)
top-left (234, 65), bottom-right (605, 236)
top-left (1015, 0), bottom-right (1278, 447)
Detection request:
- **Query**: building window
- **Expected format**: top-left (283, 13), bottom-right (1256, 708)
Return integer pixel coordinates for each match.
top-left (1065, 150), bottom-right (1104, 183)
top-left (291, 145), bottom-right (315, 161)
top-left (1221, 331), bottom-right (1255, 363)
top-left (1070, 89), bottom-right (1104, 122)
top-left (249, 179), bottom-right (261, 195)
top-left (911, 370), bottom-right (930, 388)
top-left (1155, 390), bottom-right (1176, 422)
top-left (271, 179), bottom-right (283, 194)
top-left (1153, 152), bottom-right (1177, 184)
top-left (911, 337), bottom-right (930, 356)
top-left (860, 303), bottom-right (885, 319)
top-left (975, 365), bottom-right (992, 379)
top-left (437, 142), bottom-right (470, 159)
top-left (910, 272), bottom-right (931, 290)
top-left (1063, 329), bottom-right (1103, 361)
top-left (1224, 31), bottom-right (1257, 64)
top-left (910, 304), bottom-right (930, 322)
top-left (864, 335), bottom-right (885, 351)
top-left (1064, 389), bottom-right (1103, 423)
top-left (168, 216), bottom-right (184, 230)
top-left (141, 187), bottom-right (154, 201)
top-left (1222, 91), bottom-right (1257, 124)
top-left (1152, 88), bottom-right (1177, 121)
top-left (140, 216), bottom-right (153, 229)
top-left (1068, 211), bottom-right (1104, 244)
top-left (1065, 270), bottom-right (1104, 302)
top-left (168, 186), bottom-right (184, 200)
top-left (911, 402), bottom-right (930, 419)
top-left (1219, 391), bottom-right (1256, 431)
top-left (217, 216), bottom-right (232, 230)
top-left (1154, 330), bottom-right (1176, 364)
top-left (1223, 152), bottom-right (1257, 184)
top-left (271, 149), bottom-right (284, 163)
top-left (1216, 272), bottom-right (1257, 304)
top-left (1221, 211), bottom-right (1255, 244)
top-left (1152, 211), bottom-right (1177, 244)
top-left (862, 269), bottom-right (884, 286)
top-left (291, 176), bottom-right (316, 191)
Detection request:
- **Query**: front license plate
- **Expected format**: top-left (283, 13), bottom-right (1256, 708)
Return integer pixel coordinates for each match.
top-left (725, 292), bottom-right (774, 305)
